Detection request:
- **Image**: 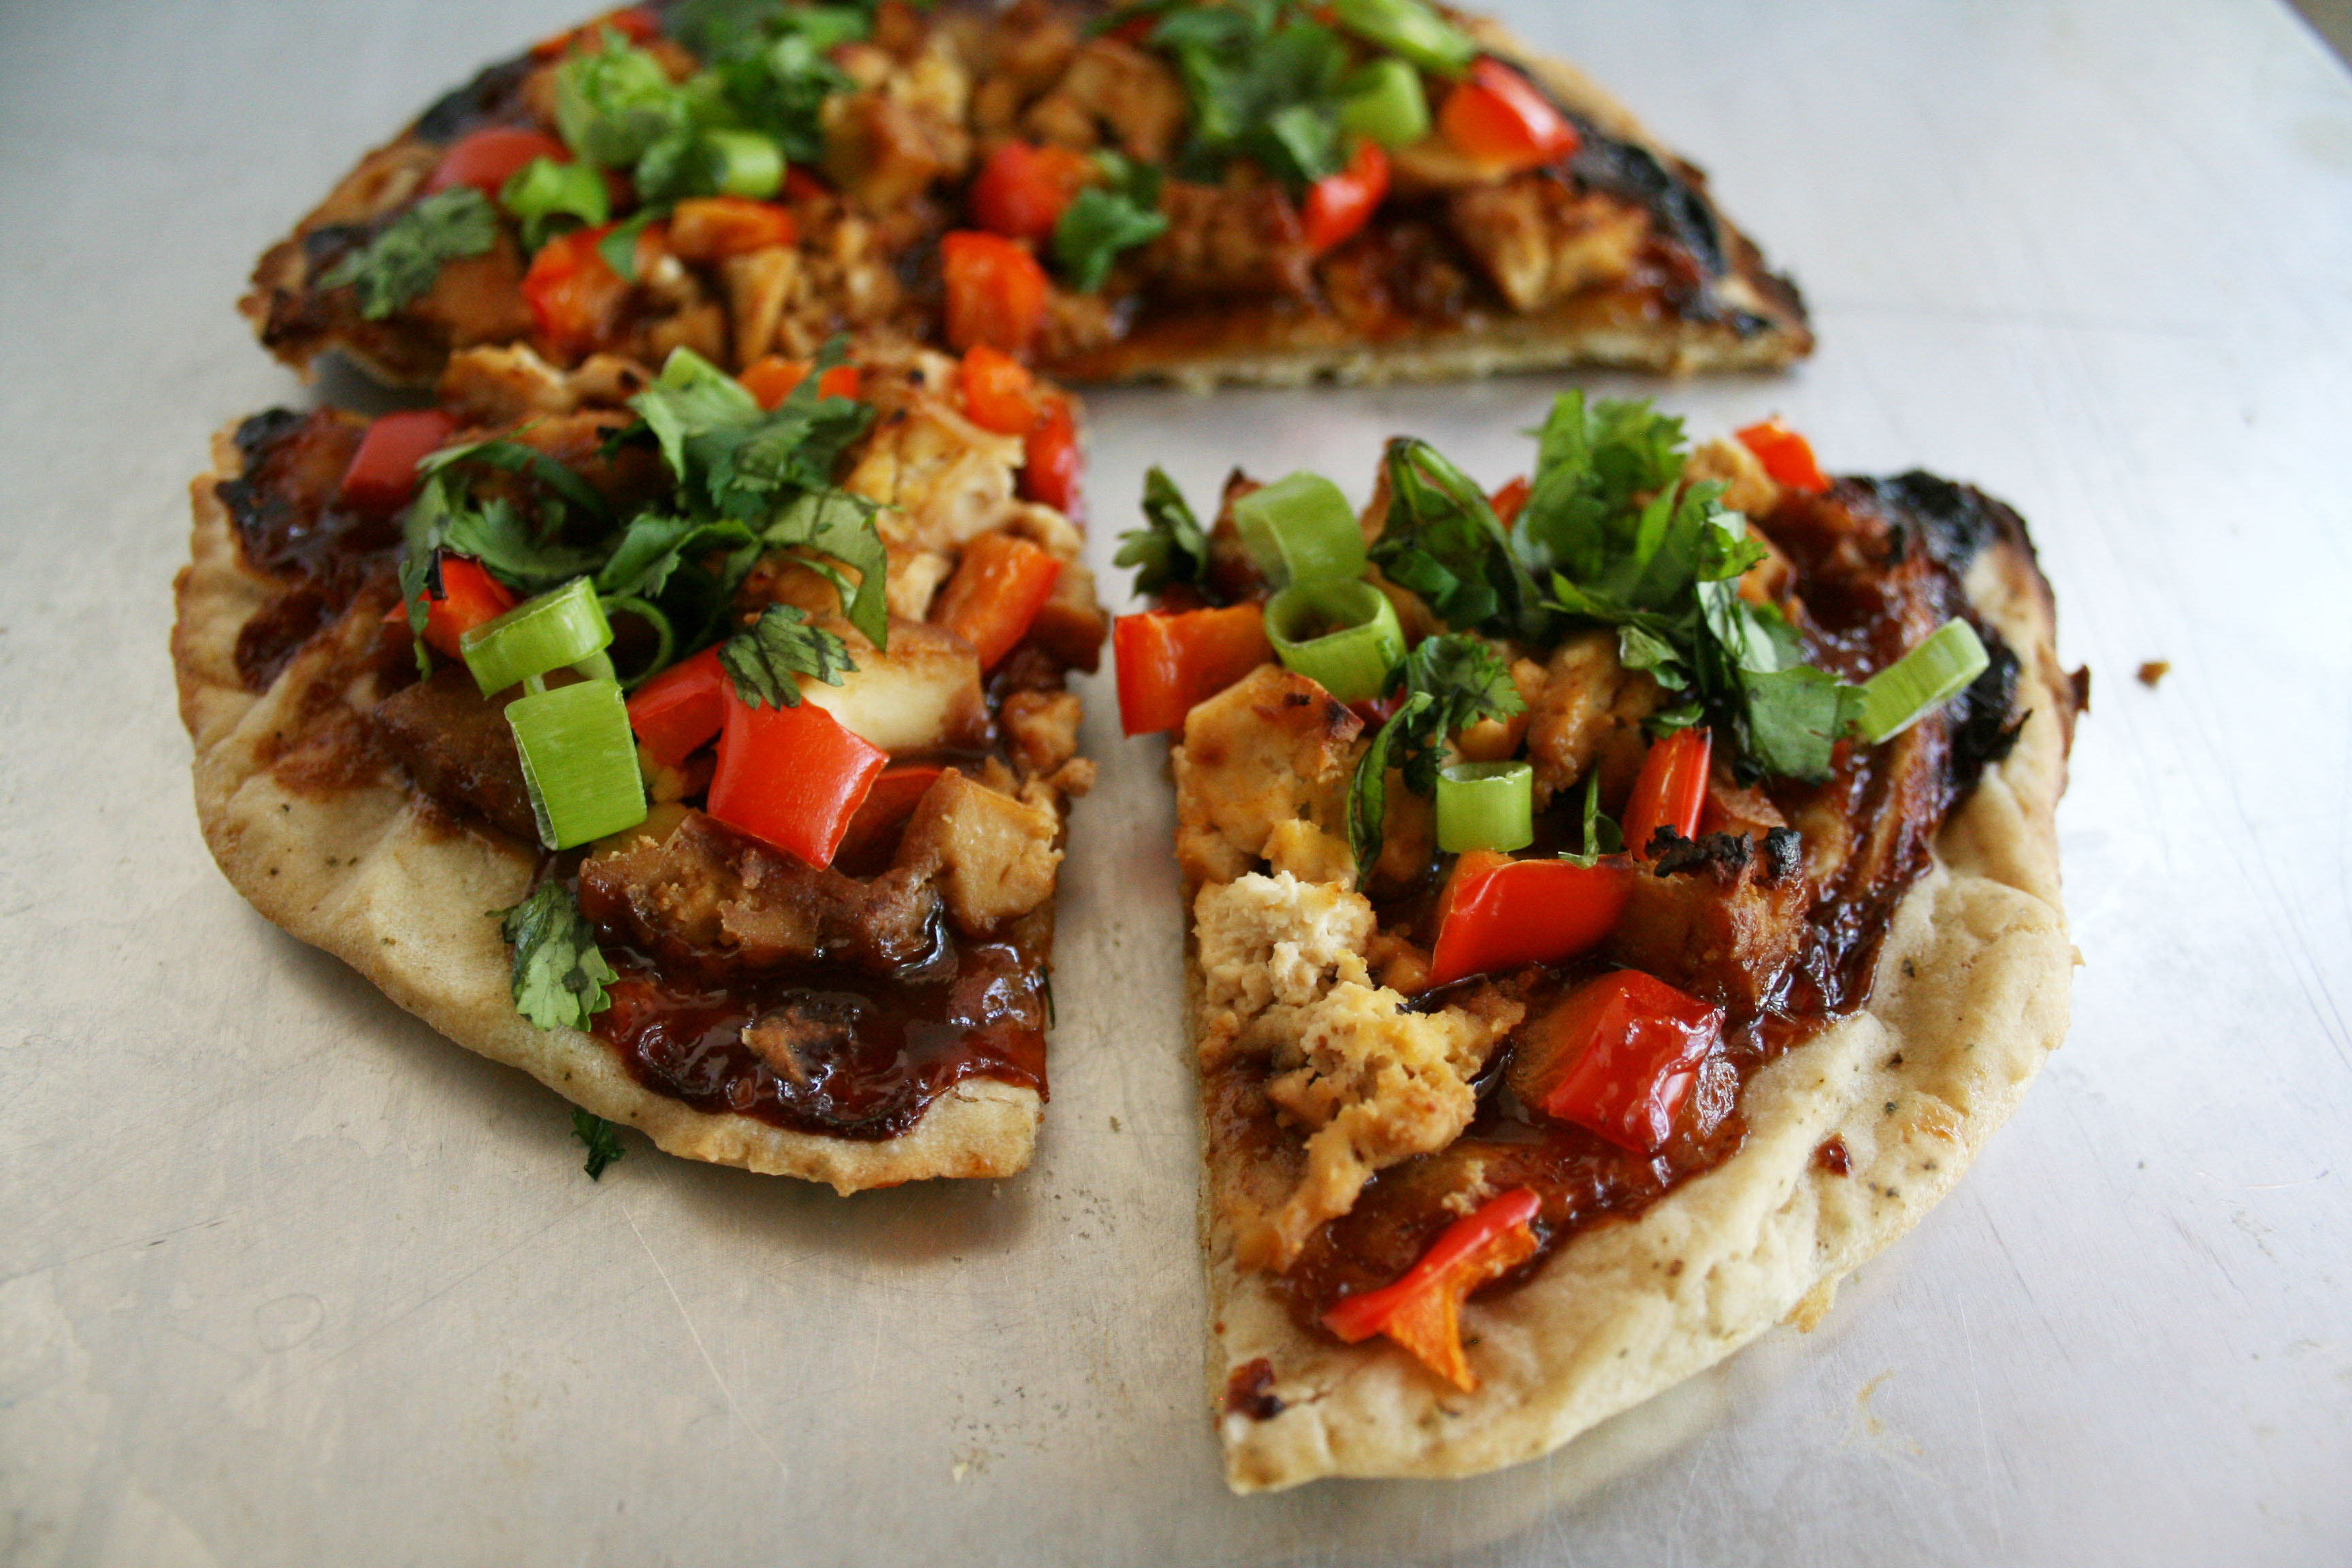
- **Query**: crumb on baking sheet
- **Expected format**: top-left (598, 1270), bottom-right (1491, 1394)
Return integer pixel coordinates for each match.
top-left (2136, 659), bottom-right (2171, 687)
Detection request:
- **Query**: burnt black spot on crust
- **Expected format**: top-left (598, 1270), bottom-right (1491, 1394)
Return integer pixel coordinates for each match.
top-left (1650, 829), bottom-right (1752, 879)
top-left (1946, 634), bottom-right (2023, 796)
top-left (412, 52), bottom-right (538, 145)
top-left (1763, 827), bottom-right (1803, 883)
top-left (1222, 1358), bottom-right (1286, 1422)
top-left (1567, 132), bottom-right (1725, 278)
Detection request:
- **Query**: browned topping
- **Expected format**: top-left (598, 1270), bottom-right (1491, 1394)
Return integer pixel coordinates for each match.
top-left (1814, 1136), bottom-right (1852, 1176)
top-left (1222, 1358), bottom-right (1286, 1422)
top-left (370, 666), bottom-right (537, 842)
top-left (2136, 659), bottom-right (2170, 689)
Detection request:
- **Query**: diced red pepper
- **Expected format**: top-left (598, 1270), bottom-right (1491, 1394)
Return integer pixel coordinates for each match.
top-left (667, 197), bottom-right (798, 263)
top-left (958, 344), bottom-right (1041, 436)
top-left (532, 6), bottom-right (660, 58)
top-left (1734, 417), bottom-right (1831, 494)
top-left (934, 532), bottom-right (1064, 670)
top-left (968, 141), bottom-right (1097, 244)
top-left (1438, 59), bottom-right (1580, 173)
top-left (705, 683), bottom-right (888, 868)
top-left (738, 355), bottom-right (860, 410)
top-left (783, 166), bottom-right (831, 203)
top-left (1488, 474), bottom-right (1531, 529)
top-left (1301, 138), bottom-right (1390, 255)
top-left (1622, 725), bottom-right (1712, 858)
top-left (424, 127), bottom-right (572, 197)
top-left (1511, 970), bottom-right (1723, 1154)
top-left (338, 408), bottom-right (458, 514)
top-left (942, 230), bottom-right (1051, 359)
top-left (1113, 604), bottom-right (1274, 736)
top-left (625, 646), bottom-right (728, 768)
top-left (1321, 1188), bottom-right (1543, 1392)
top-left (1424, 849), bottom-right (1632, 989)
top-left (1020, 395), bottom-right (1082, 515)
top-left (410, 554), bottom-right (520, 661)
top-left (832, 764), bottom-right (944, 868)
top-left (521, 223), bottom-right (659, 361)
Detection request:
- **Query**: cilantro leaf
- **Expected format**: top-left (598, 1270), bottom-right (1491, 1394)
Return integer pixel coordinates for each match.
top-left (760, 488), bottom-right (889, 647)
top-left (555, 33), bottom-right (691, 167)
top-left (1154, 1), bottom-right (1349, 187)
top-left (1558, 769), bottom-right (1627, 868)
top-left (719, 604), bottom-right (855, 708)
top-left (1345, 634), bottom-right (1524, 875)
top-left (1369, 438), bottom-right (1543, 639)
top-left (498, 883), bottom-right (618, 1031)
top-left (1347, 689), bottom-right (1426, 877)
top-left (1115, 466), bottom-right (1212, 597)
top-left (571, 1109), bottom-right (626, 1179)
top-left (595, 514), bottom-right (760, 600)
top-left (316, 189), bottom-right (498, 319)
top-left (687, 5), bottom-right (866, 165)
top-left (1052, 154), bottom-right (1169, 291)
top-left (418, 436), bottom-right (617, 528)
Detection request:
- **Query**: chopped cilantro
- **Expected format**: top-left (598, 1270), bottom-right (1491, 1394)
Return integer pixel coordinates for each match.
top-left (498, 157), bottom-right (610, 250)
top-left (1369, 438), bottom-right (1542, 640)
top-left (1152, 1), bottom-right (1351, 187)
top-left (555, 33), bottom-right (691, 168)
top-left (1558, 770), bottom-right (1624, 868)
top-left (316, 188), bottom-right (498, 319)
top-left (572, 1109), bottom-right (627, 1179)
top-left (498, 883), bottom-right (618, 1031)
top-left (1052, 154), bottom-right (1169, 291)
top-left (1345, 634), bottom-right (1524, 874)
top-left (1115, 466), bottom-right (1213, 597)
top-left (687, 3), bottom-right (867, 165)
top-left (719, 604), bottom-right (855, 708)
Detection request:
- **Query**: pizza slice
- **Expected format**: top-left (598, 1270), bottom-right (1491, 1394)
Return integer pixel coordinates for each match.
top-left (173, 340), bottom-right (1107, 1191)
top-left (242, 0), bottom-right (1809, 395)
top-left (1108, 408), bottom-right (2078, 1486)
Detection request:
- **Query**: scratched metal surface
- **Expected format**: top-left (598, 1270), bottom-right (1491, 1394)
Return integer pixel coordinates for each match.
top-left (2, 0), bottom-right (2349, 1562)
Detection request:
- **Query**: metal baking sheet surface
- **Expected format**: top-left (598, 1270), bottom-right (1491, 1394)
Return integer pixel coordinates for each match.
top-left (1, 0), bottom-right (2347, 1563)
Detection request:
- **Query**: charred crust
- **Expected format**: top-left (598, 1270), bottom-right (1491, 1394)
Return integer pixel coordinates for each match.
top-left (1649, 829), bottom-right (1752, 880)
top-left (1222, 1358), bottom-right (1286, 1422)
top-left (412, 52), bottom-right (538, 146)
top-left (1762, 826), bottom-right (1803, 884)
top-left (1946, 631), bottom-right (2023, 796)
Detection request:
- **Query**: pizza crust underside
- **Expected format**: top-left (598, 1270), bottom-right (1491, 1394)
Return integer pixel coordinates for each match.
top-left (173, 426), bottom-right (1041, 1195)
top-left (1200, 536), bottom-right (2074, 1491)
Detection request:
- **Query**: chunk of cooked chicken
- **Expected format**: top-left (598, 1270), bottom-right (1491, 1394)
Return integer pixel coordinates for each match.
top-left (797, 616), bottom-right (990, 753)
top-left (821, 88), bottom-right (970, 212)
top-left (1446, 176), bottom-right (1648, 314)
top-left (1001, 688), bottom-right (1083, 777)
top-left (1610, 827), bottom-right (1811, 1012)
top-left (897, 768), bottom-right (1062, 935)
top-left (845, 398), bottom-right (1028, 557)
top-left (436, 344), bottom-right (650, 425)
top-left (1524, 628), bottom-right (1661, 807)
top-left (1172, 664), bottom-right (1364, 887)
top-left (1136, 180), bottom-right (1314, 301)
top-left (1021, 37), bottom-right (1188, 163)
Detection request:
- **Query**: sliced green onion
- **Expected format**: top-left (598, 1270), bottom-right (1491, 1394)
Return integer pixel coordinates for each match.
top-left (506, 677), bottom-right (648, 850)
top-left (498, 157), bottom-right (610, 250)
top-left (1232, 472), bottom-right (1367, 587)
top-left (598, 595), bottom-right (676, 690)
top-left (1436, 761), bottom-right (1534, 853)
top-left (1329, 0), bottom-right (1478, 77)
top-left (704, 129), bottom-right (785, 199)
top-left (461, 577), bottom-right (614, 696)
top-left (1855, 619), bottom-right (1991, 742)
top-left (1264, 580), bottom-right (1405, 703)
top-left (1338, 59), bottom-right (1432, 148)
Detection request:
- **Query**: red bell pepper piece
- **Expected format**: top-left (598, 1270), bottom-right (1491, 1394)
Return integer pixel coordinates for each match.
top-left (1512, 970), bottom-right (1724, 1154)
top-left (521, 223), bottom-right (653, 361)
top-left (1438, 59), bottom-right (1580, 173)
top-left (1424, 849), bottom-right (1632, 989)
top-left (338, 408), bottom-right (458, 514)
top-left (1113, 604), bottom-right (1275, 736)
top-left (1622, 725), bottom-right (1712, 858)
top-left (783, 166), bottom-right (831, 203)
top-left (1734, 417), bottom-right (1831, 494)
top-left (667, 197), bottom-right (798, 263)
top-left (1301, 138), bottom-right (1390, 255)
top-left (1321, 1188), bottom-right (1543, 1392)
top-left (625, 646), bottom-right (728, 768)
top-left (968, 141), bottom-right (1096, 244)
top-left (958, 344), bottom-right (1041, 436)
top-left (832, 763), bottom-right (944, 868)
top-left (532, 6), bottom-right (660, 59)
top-left (942, 230), bottom-right (1051, 359)
top-left (414, 555), bottom-right (520, 662)
top-left (705, 683), bottom-right (888, 868)
top-left (424, 127), bottom-right (572, 197)
top-left (738, 355), bottom-right (860, 411)
top-left (1487, 474), bottom-right (1531, 529)
top-left (1020, 395), bottom-right (1082, 515)
top-left (934, 533), bottom-right (1064, 670)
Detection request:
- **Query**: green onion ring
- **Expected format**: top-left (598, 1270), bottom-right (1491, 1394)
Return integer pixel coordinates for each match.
top-left (506, 676), bottom-right (648, 850)
top-left (1338, 59), bottom-right (1433, 148)
top-left (1435, 760), bottom-right (1535, 853)
top-left (1855, 619), bottom-right (1991, 742)
top-left (1264, 580), bottom-right (1405, 703)
top-left (596, 594), bottom-right (677, 691)
top-left (1328, 0), bottom-right (1479, 76)
top-left (1232, 472), bottom-right (1368, 587)
top-left (460, 576), bottom-right (614, 696)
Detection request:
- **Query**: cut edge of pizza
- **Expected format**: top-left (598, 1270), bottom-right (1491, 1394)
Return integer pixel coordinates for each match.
top-left (238, 0), bottom-right (1810, 397)
top-left (1104, 410), bottom-right (2076, 1488)
top-left (173, 340), bottom-right (1107, 1193)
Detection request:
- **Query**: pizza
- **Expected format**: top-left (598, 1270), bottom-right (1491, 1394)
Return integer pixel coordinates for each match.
top-left (1107, 406), bottom-right (2078, 1487)
top-left (174, 339), bottom-right (1108, 1192)
top-left (241, 0), bottom-right (1810, 395)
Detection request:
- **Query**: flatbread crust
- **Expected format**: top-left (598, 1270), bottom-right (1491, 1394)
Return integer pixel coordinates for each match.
top-left (173, 423), bottom-right (1041, 1194)
top-left (1196, 527), bottom-right (2075, 1489)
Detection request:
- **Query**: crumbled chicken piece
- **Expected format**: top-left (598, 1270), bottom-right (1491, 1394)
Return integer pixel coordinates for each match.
top-left (1610, 828), bottom-right (1810, 1012)
top-left (796, 616), bottom-right (990, 753)
top-left (436, 345), bottom-right (648, 425)
top-left (408, 235), bottom-right (536, 350)
top-left (821, 89), bottom-right (968, 212)
top-left (1137, 180), bottom-right (1315, 301)
top-left (845, 398), bottom-right (1028, 556)
top-left (721, 246), bottom-right (802, 370)
top-left (885, 544), bottom-right (957, 622)
top-left (1446, 178), bottom-right (1648, 314)
top-left (898, 768), bottom-right (1062, 935)
top-left (1452, 657), bottom-right (1545, 762)
top-left (1371, 772), bottom-right (1436, 890)
top-left (1172, 664), bottom-right (1364, 887)
top-left (1263, 819), bottom-right (1356, 885)
top-left (1684, 436), bottom-right (1783, 519)
top-left (1024, 39), bottom-right (1188, 163)
top-left (646, 299), bottom-right (727, 366)
top-left (1002, 689), bottom-right (1083, 778)
top-left (1193, 871), bottom-right (1375, 1039)
top-left (1024, 557), bottom-right (1109, 673)
top-left (1524, 629), bottom-right (1661, 807)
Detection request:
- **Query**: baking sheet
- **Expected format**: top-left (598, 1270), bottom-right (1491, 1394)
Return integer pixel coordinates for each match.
top-left (3, 0), bottom-right (2349, 1562)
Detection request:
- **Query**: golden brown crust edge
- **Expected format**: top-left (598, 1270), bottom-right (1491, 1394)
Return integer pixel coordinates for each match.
top-left (174, 423), bottom-right (1041, 1194)
top-left (1196, 534), bottom-right (2074, 1491)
